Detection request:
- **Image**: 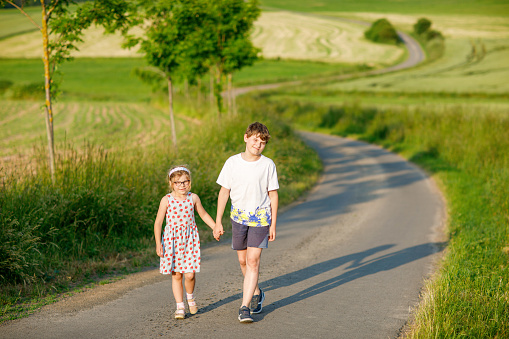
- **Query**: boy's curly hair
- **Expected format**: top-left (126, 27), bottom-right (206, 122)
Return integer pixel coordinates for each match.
top-left (245, 122), bottom-right (271, 143)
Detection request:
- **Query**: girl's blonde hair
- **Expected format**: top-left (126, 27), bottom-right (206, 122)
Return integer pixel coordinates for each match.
top-left (167, 165), bottom-right (192, 192)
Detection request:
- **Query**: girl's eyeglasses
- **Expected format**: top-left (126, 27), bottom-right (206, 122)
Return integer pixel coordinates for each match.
top-left (173, 180), bottom-right (190, 187)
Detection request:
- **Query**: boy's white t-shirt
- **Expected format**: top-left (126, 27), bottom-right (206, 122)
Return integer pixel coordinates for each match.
top-left (216, 153), bottom-right (279, 226)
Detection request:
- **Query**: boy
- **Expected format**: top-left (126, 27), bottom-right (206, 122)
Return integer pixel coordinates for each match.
top-left (214, 122), bottom-right (279, 323)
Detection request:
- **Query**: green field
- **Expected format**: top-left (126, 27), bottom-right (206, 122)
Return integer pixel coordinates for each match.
top-left (0, 7), bottom-right (40, 40)
top-left (260, 0), bottom-right (509, 16)
top-left (0, 58), bottom-right (368, 103)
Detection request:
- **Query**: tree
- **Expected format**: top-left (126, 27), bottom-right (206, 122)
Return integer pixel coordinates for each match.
top-left (0, 0), bottom-right (135, 182)
top-left (364, 18), bottom-right (402, 45)
top-left (414, 18), bottom-right (432, 35)
top-left (126, 0), bottom-right (214, 149)
top-left (209, 0), bottom-right (260, 116)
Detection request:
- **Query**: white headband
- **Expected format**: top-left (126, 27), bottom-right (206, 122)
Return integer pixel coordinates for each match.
top-left (168, 167), bottom-right (190, 177)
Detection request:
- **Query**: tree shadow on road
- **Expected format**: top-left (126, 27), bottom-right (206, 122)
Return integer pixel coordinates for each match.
top-left (198, 242), bottom-right (444, 316)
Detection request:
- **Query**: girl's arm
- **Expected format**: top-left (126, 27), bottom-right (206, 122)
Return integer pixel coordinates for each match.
top-left (154, 196), bottom-right (168, 257)
top-left (192, 193), bottom-right (215, 229)
top-left (268, 190), bottom-right (278, 242)
top-left (193, 193), bottom-right (220, 241)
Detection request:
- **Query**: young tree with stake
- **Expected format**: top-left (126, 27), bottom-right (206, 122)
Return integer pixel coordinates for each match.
top-left (0, 0), bottom-right (136, 182)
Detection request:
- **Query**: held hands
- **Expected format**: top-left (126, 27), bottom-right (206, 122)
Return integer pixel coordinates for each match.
top-left (213, 223), bottom-right (224, 241)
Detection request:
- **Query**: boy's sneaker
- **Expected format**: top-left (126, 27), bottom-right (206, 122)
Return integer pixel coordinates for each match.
top-left (250, 289), bottom-right (265, 314)
top-left (238, 306), bottom-right (253, 323)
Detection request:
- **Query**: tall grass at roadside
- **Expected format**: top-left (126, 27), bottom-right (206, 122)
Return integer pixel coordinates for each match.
top-left (256, 95), bottom-right (509, 337)
top-left (0, 108), bottom-right (321, 322)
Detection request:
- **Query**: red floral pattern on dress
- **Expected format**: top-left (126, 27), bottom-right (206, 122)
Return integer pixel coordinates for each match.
top-left (160, 192), bottom-right (201, 274)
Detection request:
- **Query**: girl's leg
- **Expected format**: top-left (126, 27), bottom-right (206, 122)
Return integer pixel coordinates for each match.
top-left (184, 273), bottom-right (196, 294)
top-left (184, 272), bottom-right (198, 314)
top-left (241, 247), bottom-right (263, 308)
top-left (172, 272), bottom-right (186, 319)
top-left (172, 272), bottom-right (184, 303)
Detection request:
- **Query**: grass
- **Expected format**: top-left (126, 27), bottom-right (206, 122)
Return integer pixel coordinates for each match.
top-left (0, 7), bottom-right (41, 40)
top-left (325, 37), bottom-right (509, 94)
top-left (251, 11), bottom-right (404, 66)
top-left (260, 0), bottom-right (509, 16)
top-left (0, 101), bottom-right (172, 155)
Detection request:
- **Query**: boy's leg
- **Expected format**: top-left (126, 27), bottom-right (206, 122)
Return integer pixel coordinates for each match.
top-left (237, 250), bottom-right (261, 295)
top-left (241, 247), bottom-right (263, 308)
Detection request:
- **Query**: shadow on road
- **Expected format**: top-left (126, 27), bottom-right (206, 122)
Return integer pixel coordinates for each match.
top-left (281, 136), bottom-right (430, 225)
top-left (198, 242), bottom-right (444, 317)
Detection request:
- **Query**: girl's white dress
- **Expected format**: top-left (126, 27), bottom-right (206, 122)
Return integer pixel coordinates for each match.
top-left (160, 192), bottom-right (201, 274)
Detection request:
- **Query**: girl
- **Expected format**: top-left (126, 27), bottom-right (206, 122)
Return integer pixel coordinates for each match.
top-left (154, 165), bottom-right (218, 319)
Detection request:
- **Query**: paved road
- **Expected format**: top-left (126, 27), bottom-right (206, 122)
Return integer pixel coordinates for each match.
top-left (0, 132), bottom-right (444, 338)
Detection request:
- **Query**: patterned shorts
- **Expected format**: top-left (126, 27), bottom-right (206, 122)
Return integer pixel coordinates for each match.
top-left (231, 220), bottom-right (269, 250)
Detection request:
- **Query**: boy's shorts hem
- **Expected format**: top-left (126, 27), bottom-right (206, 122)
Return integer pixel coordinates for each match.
top-left (231, 220), bottom-right (269, 250)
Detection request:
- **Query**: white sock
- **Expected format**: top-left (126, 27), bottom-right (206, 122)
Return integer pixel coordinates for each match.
top-left (186, 293), bottom-right (194, 300)
top-left (176, 302), bottom-right (185, 309)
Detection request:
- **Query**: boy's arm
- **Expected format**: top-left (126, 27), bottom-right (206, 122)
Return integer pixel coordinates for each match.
top-left (154, 196), bottom-right (168, 257)
top-left (268, 190), bottom-right (278, 241)
top-left (192, 193), bottom-right (220, 241)
top-left (215, 186), bottom-right (230, 237)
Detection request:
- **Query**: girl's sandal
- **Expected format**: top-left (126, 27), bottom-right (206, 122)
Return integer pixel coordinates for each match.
top-left (187, 298), bottom-right (198, 315)
top-left (174, 308), bottom-right (185, 320)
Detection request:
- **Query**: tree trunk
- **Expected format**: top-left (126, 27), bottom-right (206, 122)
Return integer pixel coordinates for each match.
top-left (215, 67), bottom-right (223, 119)
top-left (209, 69), bottom-right (214, 109)
top-left (41, 2), bottom-right (55, 183)
top-left (227, 73), bottom-right (232, 116)
top-left (232, 74), bottom-right (237, 116)
top-left (167, 76), bottom-right (177, 150)
top-left (184, 78), bottom-right (189, 101)
top-left (197, 78), bottom-right (202, 107)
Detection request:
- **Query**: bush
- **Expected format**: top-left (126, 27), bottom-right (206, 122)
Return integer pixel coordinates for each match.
top-left (364, 18), bottom-right (402, 45)
top-left (414, 18), bottom-right (432, 35)
top-left (426, 29), bottom-right (444, 41)
top-left (0, 80), bottom-right (13, 95)
top-left (5, 82), bottom-right (44, 100)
